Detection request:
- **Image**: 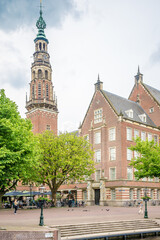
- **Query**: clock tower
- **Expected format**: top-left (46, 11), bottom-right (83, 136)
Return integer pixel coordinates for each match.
top-left (26, 3), bottom-right (58, 134)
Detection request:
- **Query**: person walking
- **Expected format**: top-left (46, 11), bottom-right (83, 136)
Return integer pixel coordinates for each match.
top-left (138, 202), bottom-right (143, 215)
top-left (13, 199), bottom-right (18, 214)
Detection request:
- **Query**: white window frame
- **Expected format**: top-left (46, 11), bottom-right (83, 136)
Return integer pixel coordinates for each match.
top-left (149, 107), bottom-right (154, 113)
top-left (95, 150), bottom-right (101, 163)
top-left (155, 177), bottom-right (159, 183)
top-left (94, 108), bottom-right (103, 124)
top-left (94, 132), bottom-right (101, 144)
top-left (127, 128), bottom-right (132, 141)
top-left (109, 147), bottom-right (116, 161)
top-left (148, 177), bottom-right (153, 182)
top-left (125, 109), bottom-right (133, 118)
top-left (134, 151), bottom-right (140, 160)
top-left (142, 177), bottom-right (147, 181)
top-left (95, 170), bottom-right (101, 182)
top-left (129, 189), bottom-right (133, 200)
top-left (109, 167), bottom-right (116, 180)
top-left (127, 167), bottom-right (133, 180)
top-left (134, 129), bottom-right (139, 139)
top-left (139, 113), bottom-right (146, 122)
top-left (137, 189), bottom-right (141, 200)
top-left (141, 131), bottom-right (146, 141)
top-left (154, 135), bottom-right (158, 144)
top-left (148, 133), bottom-right (152, 142)
top-left (109, 127), bottom-right (116, 141)
top-left (134, 168), bottom-right (138, 180)
top-left (127, 148), bottom-right (133, 160)
top-left (111, 189), bottom-right (116, 200)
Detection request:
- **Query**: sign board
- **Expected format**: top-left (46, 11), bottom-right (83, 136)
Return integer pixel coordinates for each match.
top-left (45, 232), bottom-right (53, 238)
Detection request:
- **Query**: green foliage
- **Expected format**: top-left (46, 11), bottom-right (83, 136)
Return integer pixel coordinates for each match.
top-left (129, 137), bottom-right (160, 179)
top-left (36, 196), bottom-right (50, 202)
top-left (142, 196), bottom-right (151, 200)
top-left (36, 131), bottom-right (95, 201)
top-left (0, 89), bottom-right (38, 195)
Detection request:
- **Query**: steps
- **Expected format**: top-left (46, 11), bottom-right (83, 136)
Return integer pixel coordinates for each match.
top-left (51, 219), bottom-right (160, 239)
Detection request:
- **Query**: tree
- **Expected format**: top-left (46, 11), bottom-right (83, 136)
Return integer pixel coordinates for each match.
top-left (36, 131), bottom-right (95, 204)
top-left (0, 89), bottom-right (38, 207)
top-left (130, 137), bottom-right (160, 179)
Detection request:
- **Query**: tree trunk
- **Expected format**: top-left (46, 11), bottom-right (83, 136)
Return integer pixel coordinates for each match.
top-left (0, 192), bottom-right (5, 209)
top-left (51, 190), bottom-right (57, 207)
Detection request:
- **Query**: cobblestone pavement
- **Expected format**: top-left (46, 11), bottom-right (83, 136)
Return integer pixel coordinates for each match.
top-left (0, 205), bottom-right (160, 230)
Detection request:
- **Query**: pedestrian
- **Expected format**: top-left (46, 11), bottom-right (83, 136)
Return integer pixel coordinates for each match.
top-left (13, 199), bottom-right (18, 214)
top-left (138, 202), bottom-right (143, 215)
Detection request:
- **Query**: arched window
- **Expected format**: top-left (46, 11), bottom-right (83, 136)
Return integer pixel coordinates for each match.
top-left (45, 70), bottom-right (48, 79)
top-left (36, 43), bottom-right (38, 51)
top-left (46, 83), bottom-right (49, 97)
top-left (32, 84), bottom-right (34, 97)
top-left (38, 83), bottom-right (41, 97)
top-left (39, 42), bottom-right (42, 51)
top-left (38, 69), bottom-right (42, 78)
top-left (43, 43), bottom-right (45, 51)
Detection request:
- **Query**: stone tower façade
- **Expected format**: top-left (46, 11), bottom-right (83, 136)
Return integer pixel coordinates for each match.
top-left (26, 3), bottom-right (58, 134)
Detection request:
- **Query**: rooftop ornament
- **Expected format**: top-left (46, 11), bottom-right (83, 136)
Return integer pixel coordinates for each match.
top-left (34, 0), bottom-right (48, 43)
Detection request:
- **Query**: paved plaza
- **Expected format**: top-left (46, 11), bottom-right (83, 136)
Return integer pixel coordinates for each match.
top-left (0, 205), bottom-right (160, 231)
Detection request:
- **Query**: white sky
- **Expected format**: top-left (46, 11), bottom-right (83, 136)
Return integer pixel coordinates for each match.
top-left (1, 0), bottom-right (160, 132)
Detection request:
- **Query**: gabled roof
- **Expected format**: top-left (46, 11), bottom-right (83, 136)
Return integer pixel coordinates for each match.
top-left (101, 90), bottom-right (156, 127)
top-left (143, 83), bottom-right (160, 105)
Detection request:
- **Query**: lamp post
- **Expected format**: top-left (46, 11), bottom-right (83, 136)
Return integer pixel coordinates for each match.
top-left (29, 184), bottom-right (33, 206)
top-left (39, 185), bottom-right (46, 226)
top-left (144, 188), bottom-right (148, 219)
top-left (75, 186), bottom-right (78, 207)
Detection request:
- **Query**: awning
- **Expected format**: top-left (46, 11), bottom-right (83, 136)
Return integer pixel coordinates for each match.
top-left (4, 191), bottom-right (51, 197)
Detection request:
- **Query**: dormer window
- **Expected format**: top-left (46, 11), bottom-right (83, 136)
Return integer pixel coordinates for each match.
top-left (149, 107), bottom-right (154, 113)
top-left (139, 114), bottom-right (146, 122)
top-left (125, 109), bottom-right (133, 118)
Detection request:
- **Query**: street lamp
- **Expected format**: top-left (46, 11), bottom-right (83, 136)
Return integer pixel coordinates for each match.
top-left (29, 184), bottom-right (33, 206)
top-left (39, 185), bottom-right (46, 226)
top-left (144, 188), bottom-right (149, 219)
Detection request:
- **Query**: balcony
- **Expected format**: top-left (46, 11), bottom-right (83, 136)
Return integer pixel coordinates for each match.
top-left (26, 98), bottom-right (57, 111)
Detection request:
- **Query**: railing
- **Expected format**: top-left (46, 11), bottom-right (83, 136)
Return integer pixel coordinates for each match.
top-left (26, 98), bottom-right (56, 107)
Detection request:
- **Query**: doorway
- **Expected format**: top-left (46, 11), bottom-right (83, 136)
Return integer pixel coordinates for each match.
top-left (95, 189), bottom-right (100, 205)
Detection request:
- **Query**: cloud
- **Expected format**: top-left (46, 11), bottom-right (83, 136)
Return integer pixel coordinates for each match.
top-left (0, 28), bottom-right (32, 89)
top-left (149, 46), bottom-right (160, 65)
top-left (0, 0), bottom-right (81, 31)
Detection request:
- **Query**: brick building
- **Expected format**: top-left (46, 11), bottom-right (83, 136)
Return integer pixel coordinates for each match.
top-left (26, 4), bottom-right (58, 134)
top-left (21, 5), bottom-right (160, 206)
top-left (73, 70), bottom-right (160, 206)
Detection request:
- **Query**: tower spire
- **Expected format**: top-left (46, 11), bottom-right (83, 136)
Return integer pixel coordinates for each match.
top-left (26, 1), bottom-right (58, 135)
top-left (95, 73), bottom-right (103, 91)
top-left (135, 65), bottom-right (143, 84)
top-left (34, 0), bottom-right (48, 43)
top-left (40, 0), bottom-right (42, 13)
top-left (98, 73), bottom-right (100, 82)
